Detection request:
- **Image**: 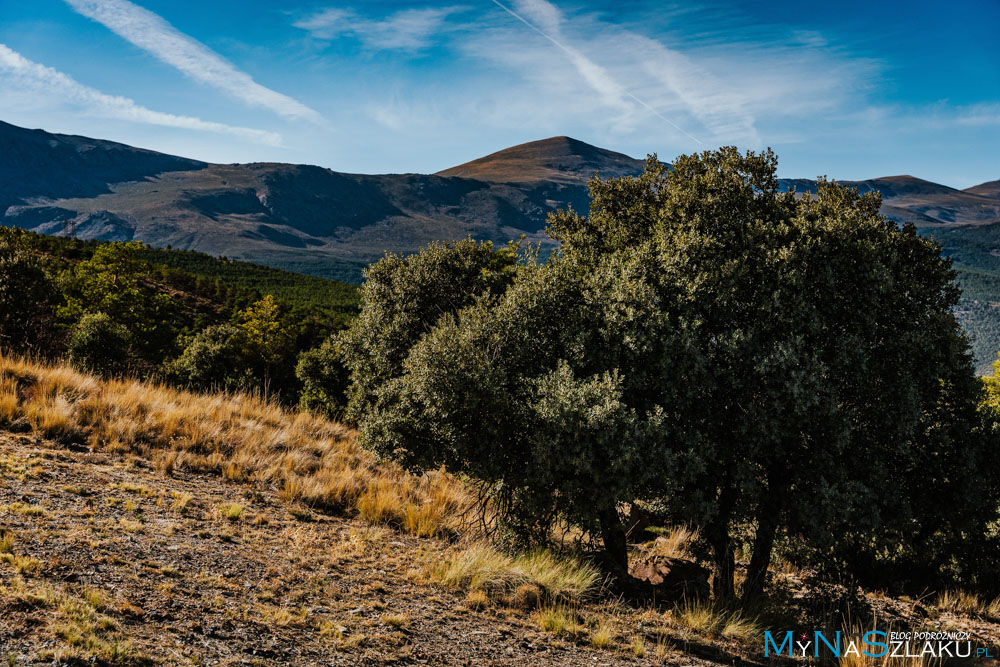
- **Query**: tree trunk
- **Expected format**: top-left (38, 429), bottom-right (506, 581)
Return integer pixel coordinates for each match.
top-left (741, 506), bottom-right (778, 605)
top-left (598, 507), bottom-right (629, 576)
top-left (709, 533), bottom-right (736, 601)
top-left (741, 465), bottom-right (787, 606)
top-left (707, 484), bottom-right (737, 601)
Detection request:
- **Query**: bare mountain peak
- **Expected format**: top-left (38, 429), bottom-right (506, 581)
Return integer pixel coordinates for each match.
top-left (436, 136), bottom-right (644, 184)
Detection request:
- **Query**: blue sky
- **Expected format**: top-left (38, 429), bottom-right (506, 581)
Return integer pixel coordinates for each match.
top-left (1, 0), bottom-right (997, 187)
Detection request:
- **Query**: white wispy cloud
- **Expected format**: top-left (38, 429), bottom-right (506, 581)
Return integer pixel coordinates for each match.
top-left (955, 103), bottom-right (1000, 127)
top-left (495, 0), bottom-right (703, 143)
top-left (64, 0), bottom-right (324, 124)
top-left (472, 0), bottom-right (879, 147)
top-left (294, 7), bottom-right (464, 51)
top-left (0, 43), bottom-right (282, 145)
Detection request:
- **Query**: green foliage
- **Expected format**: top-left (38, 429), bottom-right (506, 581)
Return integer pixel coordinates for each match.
top-left (296, 338), bottom-right (349, 419)
top-left (235, 295), bottom-right (292, 397)
top-left (60, 241), bottom-right (177, 358)
top-left (0, 228), bottom-right (61, 354)
top-left (166, 324), bottom-right (253, 393)
top-left (341, 148), bottom-right (999, 599)
top-left (339, 238), bottom-right (520, 424)
top-left (68, 313), bottom-right (133, 377)
top-left (0, 228), bottom-right (356, 404)
top-left (139, 246), bottom-right (359, 319)
top-left (237, 295), bottom-right (287, 365)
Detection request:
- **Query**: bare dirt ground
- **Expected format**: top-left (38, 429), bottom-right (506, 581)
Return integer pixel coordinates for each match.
top-left (3, 431), bottom-right (998, 666)
top-left (0, 433), bottom-right (727, 666)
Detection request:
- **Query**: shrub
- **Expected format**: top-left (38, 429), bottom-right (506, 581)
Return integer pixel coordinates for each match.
top-left (296, 337), bottom-right (348, 419)
top-left (339, 237), bottom-right (519, 425)
top-left (0, 228), bottom-right (61, 356)
top-left (68, 313), bottom-right (133, 377)
top-left (343, 148), bottom-right (1000, 603)
top-left (167, 324), bottom-right (253, 393)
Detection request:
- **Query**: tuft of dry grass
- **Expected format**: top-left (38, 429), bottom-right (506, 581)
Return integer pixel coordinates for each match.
top-left (381, 613), bottom-right (411, 629)
top-left (429, 543), bottom-right (600, 603)
top-left (535, 603), bottom-right (582, 635)
top-left (630, 635), bottom-right (646, 658)
top-left (0, 531), bottom-right (13, 554)
top-left (648, 525), bottom-right (698, 560)
top-left (589, 616), bottom-right (616, 648)
top-left (936, 590), bottom-right (1000, 620)
top-left (169, 490), bottom-right (192, 513)
top-left (218, 502), bottom-right (244, 522)
top-left (0, 354), bottom-right (470, 538)
top-left (669, 600), bottom-right (760, 643)
top-left (2, 552), bottom-right (41, 576)
top-left (465, 590), bottom-right (489, 610)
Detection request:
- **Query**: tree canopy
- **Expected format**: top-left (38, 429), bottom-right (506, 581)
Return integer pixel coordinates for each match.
top-left (339, 148), bottom-right (999, 600)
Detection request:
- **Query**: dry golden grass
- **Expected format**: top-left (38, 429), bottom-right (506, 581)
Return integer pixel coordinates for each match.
top-left (589, 616), bottom-right (616, 648)
top-left (668, 600), bottom-right (761, 642)
top-left (630, 635), bottom-right (646, 658)
top-left (648, 525), bottom-right (698, 560)
top-left (0, 576), bottom-right (133, 663)
top-left (465, 590), bottom-right (489, 610)
top-left (0, 354), bottom-right (470, 538)
top-left (534, 603), bottom-right (582, 635)
top-left (936, 590), bottom-right (1000, 621)
top-left (429, 543), bottom-right (600, 602)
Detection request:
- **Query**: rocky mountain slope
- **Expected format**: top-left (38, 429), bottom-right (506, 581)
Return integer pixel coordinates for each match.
top-left (3, 123), bottom-right (644, 283)
top-left (3, 119), bottom-right (1000, 368)
top-left (4, 120), bottom-right (996, 284)
top-left (4, 356), bottom-right (998, 665)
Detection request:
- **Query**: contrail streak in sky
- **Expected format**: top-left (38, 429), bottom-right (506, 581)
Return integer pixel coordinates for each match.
top-left (489, 0), bottom-right (702, 144)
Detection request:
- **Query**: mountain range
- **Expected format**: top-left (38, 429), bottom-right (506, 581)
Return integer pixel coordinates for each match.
top-left (2, 119), bottom-right (1000, 369)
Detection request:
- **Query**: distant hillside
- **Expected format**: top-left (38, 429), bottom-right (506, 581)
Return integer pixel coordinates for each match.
top-left (0, 120), bottom-right (204, 212)
top-left (3, 125), bottom-right (642, 284)
top-left (3, 119), bottom-right (1000, 369)
top-left (966, 179), bottom-right (1000, 200)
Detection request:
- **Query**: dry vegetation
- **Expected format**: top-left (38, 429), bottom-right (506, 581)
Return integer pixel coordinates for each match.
top-left (0, 354), bottom-right (467, 538)
top-left (1, 354), bottom-right (999, 665)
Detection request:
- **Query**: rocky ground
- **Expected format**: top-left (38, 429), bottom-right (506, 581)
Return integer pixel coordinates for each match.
top-left (2, 431), bottom-right (998, 666)
top-left (0, 433), bottom-right (731, 666)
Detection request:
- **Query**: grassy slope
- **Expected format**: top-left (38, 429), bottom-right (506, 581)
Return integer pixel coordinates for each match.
top-left (1, 356), bottom-right (998, 665)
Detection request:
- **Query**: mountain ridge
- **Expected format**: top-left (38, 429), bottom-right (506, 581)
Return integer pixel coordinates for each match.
top-left (3, 120), bottom-right (1000, 282)
top-left (4, 120), bottom-right (1000, 371)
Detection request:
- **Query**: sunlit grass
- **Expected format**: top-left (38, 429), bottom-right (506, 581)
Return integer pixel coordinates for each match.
top-left (0, 353), bottom-right (471, 538)
top-left (429, 543), bottom-right (600, 602)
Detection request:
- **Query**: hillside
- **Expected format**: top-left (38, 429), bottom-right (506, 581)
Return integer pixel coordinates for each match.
top-left (0, 121), bottom-right (204, 214)
top-left (3, 121), bottom-right (998, 283)
top-left (18, 230), bottom-right (358, 318)
top-left (2, 356), bottom-right (998, 665)
top-left (3, 124), bottom-right (639, 284)
top-left (967, 179), bottom-right (1000, 200)
top-left (4, 120), bottom-right (1000, 368)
